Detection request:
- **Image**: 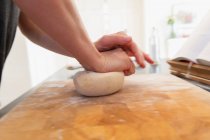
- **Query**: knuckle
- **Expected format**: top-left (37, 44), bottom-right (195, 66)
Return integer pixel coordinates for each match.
top-left (117, 31), bottom-right (127, 35)
top-left (100, 35), bottom-right (109, 42)
top-left (102, 35), bottom-right (108, 39)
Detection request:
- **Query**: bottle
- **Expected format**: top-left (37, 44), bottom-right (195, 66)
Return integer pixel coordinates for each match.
top-left (149, 27), bottom-right (160, 64)
top-left (149, 27), bottom-right (160, 73)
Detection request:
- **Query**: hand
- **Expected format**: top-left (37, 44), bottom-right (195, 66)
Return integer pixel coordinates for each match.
top-left (86, 48), bottom-right (135, 76)
top-left (95, 32), bottom-right (154, 68)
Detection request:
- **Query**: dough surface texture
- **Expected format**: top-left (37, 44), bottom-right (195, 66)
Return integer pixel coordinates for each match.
top-left (73, 71), bottom-right (124, 97)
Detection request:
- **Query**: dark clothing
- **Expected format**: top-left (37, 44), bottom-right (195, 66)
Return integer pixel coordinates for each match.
top-left (0, 0), bottom-right (20, 81)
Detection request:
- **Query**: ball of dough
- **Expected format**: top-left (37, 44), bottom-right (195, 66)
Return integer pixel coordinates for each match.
top-left (73, 71), bottom-right (124, 97)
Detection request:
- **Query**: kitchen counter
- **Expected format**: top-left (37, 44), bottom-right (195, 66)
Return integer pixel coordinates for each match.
top-left (0, 63), bottom-right (210, 139)
top-left (0, 60), bottom-right (170, 118)
top-left (1, 59), bottom-right (209, 119)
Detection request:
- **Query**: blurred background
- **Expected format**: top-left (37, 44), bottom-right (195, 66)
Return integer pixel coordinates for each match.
top-left (0, 0), bottom-right (210, 108)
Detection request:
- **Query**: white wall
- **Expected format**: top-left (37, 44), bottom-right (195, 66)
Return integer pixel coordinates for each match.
top-left (75, 0), bottom-right (145, 49)
top-left (26, 40), bottom-right (69, 87)
top-left (0, 29), bottom-right (32, 108)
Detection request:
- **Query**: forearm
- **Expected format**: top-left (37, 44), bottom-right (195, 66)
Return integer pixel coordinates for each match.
top-left (19, 13), bottom-right (72, 57)
top-left (14, 0), bottom-right (102, 70)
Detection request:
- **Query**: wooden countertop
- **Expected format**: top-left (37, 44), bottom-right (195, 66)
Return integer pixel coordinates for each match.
top-left (0, 74), bottom-right (210, 140)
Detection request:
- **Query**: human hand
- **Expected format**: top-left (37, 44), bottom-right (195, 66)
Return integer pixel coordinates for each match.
top-left (94, 32), bottom-right (154, 68)
top-left (86, 48), bottom-right (135, 76)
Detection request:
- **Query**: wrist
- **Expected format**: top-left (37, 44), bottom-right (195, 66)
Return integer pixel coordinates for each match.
top-left (76, 43), bottom-right (105, 72)
top-left (80, 54), bottom-right (104, 72)
top-left (91, 54), bottom-right (106, 72)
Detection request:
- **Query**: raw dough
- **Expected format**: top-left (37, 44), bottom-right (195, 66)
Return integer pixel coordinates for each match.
top-left (73, 71), bottom-right (124, 97)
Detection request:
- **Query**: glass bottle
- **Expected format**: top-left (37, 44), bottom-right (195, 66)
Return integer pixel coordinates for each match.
top-left (149, 27), bottom-right (160, 73)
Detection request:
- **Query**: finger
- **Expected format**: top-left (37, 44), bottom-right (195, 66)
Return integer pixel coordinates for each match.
top-left (125, 51), bottom-right (133, 56)
top-left (136, 51), bottom-right (146, 68)
top-left (143, 53), bottom-right (154, 64)
top-left (122, 41), bottom-right (147, 68)
top-left (116, 48), bottom-right (133, 75)
top-left (121, 45), bottom-right (134, 56)
top-left (124, 59), bottom-right (135, 76)
top-left (114, 48), bottom-right (133, 71)
top-left (124, 70), bottom-right (129, 76)
top-left (131, 60), bottom-right (136, 74)
top-left (100, 34), bottom-right (132, 48)
top-left (128, 42), bottom-right (145, 68)
top-left (128, 59), bottom-right (136, 75)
